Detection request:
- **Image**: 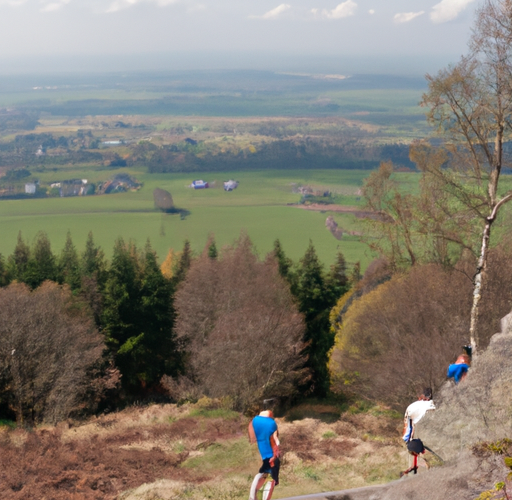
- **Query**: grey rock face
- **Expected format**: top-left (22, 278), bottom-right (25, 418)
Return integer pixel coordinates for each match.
top-left (500, 311), bottom-right (512, 335)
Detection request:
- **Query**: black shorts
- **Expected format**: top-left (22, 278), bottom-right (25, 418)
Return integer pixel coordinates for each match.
top-left (407, 438), bottom-right (425, 455)
top-left (259, 457), bottom-right (280, 484)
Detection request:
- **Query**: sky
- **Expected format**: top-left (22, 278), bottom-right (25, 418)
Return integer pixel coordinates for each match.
top-left (0, 0), bottom-right (484, 74)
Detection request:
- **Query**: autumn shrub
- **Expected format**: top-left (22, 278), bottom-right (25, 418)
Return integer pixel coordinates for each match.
top-left (0, 281), bottom-right (105, 424)
top-left (329, 264), bottom-right (474, 408)
top-left (172, 234), bottom-right (307, 411)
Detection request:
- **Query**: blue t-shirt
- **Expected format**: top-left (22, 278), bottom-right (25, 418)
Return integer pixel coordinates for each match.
top-left (447, 363), bottom-right (469, 384)
top-left (252, 415), bottom-right (277, 460)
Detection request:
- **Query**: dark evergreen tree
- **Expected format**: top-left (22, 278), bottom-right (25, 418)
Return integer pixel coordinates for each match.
top-left (138, 242), bottom-right (180, 385)
top-left (295, 241), bottom-right (335, 397)
top-left (102, 239), bottom-right (179, 394)
top-left (326, 251), bottom-right (349, 301)
top-left (81, 231), bottom-right (107, 284)
top-left (207, 239), bottom-right (218, 259)
top-left (102, 239), bottom-right (142, 387)
top-left (79, 232), bottom-right (107, 326)
top-left (7, 231), bottom-right (30, 281)
top-left (59, 232), bottom-right (81, 291)
top-left (273, 239), bottom-right (293, 280)
top-left (0, 253), bottom-right (11, 287)
top-left (172, 239), bottom-right (192, 286)
top-left (23, 232), bottom-right (58, 288)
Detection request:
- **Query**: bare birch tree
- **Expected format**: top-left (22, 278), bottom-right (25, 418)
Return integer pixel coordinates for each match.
top-left (421, 0), bottom-right (512, 354)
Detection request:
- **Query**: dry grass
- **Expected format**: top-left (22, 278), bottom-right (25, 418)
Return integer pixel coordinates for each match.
top-left (0, 400), bottom-right (407, 500)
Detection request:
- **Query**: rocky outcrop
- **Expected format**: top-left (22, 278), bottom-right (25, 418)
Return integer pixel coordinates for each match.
top-left (381, 311), bottom-right (512, 499)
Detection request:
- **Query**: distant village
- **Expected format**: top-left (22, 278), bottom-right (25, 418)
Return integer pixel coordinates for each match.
top-left (14, 173), bottom-right (141, 199)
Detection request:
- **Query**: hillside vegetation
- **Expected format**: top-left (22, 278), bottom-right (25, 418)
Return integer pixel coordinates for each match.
top-left (0, 400), bottom-right (406, 500)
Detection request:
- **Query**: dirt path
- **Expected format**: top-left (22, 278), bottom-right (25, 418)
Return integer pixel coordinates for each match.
top-left (292, 203), bottom-right (385, 220)
top-left (279, 480), bottom-right (400, 500)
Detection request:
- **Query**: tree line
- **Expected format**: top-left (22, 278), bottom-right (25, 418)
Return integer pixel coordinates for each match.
top-left (0, 230), bottom-right (354, 425)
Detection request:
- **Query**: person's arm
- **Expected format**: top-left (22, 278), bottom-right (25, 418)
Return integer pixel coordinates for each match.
top-left (272, 429), bottom-right (280, 447)
top-left (270, 428), bottom-right (281, 458)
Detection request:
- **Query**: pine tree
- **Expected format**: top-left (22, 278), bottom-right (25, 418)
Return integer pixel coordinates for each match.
top-left (139, 242), bottom-right (179, 385)
top-left (81, 232), bottom-right (107, 285)
top-left (207, 239), bottom-right (218, 259)
top-left (0, 253), bottom-right (11, 287)
top-left (172, 239), bottom-right (192, 286)
top-left (103, 239), bottom-right (180, 394)
top-left (102, 238), bottom-right (141, 351)
top-left (7, 231), bottom-right (30, 281)
top-left (273, 239), bottom-right (293, 280)
top-left (326, 251), bottom-right (349, 301)
top-left (59, 232), bottom-right (81, 291)
top-left (79, 232), bottom-right (107, 327)
top-left (296, 241), bottom-right (335, 397)
top-left (24, 232), bottom-right (58, 288)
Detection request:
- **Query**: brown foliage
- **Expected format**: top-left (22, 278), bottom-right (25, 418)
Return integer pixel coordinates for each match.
top-left (172, 234), bottom-right (306, 410)
top-left (330, 264), bottom-right (474, 408)
top-left (0, 282), bottom-right (105, 425)
top-left (0, 408), bottom-right (249, 499)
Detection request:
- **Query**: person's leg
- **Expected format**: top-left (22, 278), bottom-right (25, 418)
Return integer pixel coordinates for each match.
top-left (249, 473), bottom-right (268, 500)
top-left (261, 479), bottom-right (275, 500)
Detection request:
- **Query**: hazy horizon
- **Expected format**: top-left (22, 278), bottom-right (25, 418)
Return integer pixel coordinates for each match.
top-left (0, 51), bottom-right (462, 78)
top-left (0, 0), bottom-right (482, 76)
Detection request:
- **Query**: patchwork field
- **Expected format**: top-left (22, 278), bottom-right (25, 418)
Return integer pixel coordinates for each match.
top-left (0, 70), bottom-right (432, 267)
top-left (0, 168), bottom-right (380, 267)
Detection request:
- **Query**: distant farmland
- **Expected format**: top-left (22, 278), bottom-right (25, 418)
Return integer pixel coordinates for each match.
top-left (0, 168), bottom-right (380, 268)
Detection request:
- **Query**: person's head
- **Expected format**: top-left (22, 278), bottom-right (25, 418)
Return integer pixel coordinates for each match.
top-left (419, 388), bottom-right (432, 401)
top-left (462, 344), bottom-right (473, 359)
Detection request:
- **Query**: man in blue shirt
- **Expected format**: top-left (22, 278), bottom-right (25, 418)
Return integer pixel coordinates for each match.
top-left (248, 410), bottom-right (281, 500)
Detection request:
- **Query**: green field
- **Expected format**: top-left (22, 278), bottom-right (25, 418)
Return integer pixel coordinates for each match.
top-left (0, 168), bottom-right (379, 268)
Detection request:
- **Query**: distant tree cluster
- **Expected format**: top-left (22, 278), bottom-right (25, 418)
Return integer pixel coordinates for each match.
top-left (146, 139), bottom-right (414, 174)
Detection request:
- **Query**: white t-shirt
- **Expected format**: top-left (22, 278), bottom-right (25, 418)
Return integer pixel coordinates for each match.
top-left (405, 400), bottom-right (436, 425)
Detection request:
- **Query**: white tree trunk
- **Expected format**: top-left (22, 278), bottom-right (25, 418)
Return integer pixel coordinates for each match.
top-left (469, 193), bottom-right (512, 355)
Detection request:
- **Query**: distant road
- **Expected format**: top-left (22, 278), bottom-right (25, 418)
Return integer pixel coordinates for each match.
top-left (278, 480), bottom-right (400, 500)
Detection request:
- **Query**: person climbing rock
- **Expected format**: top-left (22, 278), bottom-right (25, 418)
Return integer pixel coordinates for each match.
top-left (401, 388), bottom-right (435, 477)
top-left (447, 345), bottom-right (472, 384)
top-left (402, 388), bottom-right (435, 444)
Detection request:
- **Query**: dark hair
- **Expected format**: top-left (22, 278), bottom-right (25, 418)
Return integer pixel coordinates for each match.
top-left (422, 387), bottom-right (433, 400)
top-left (462, 345), bottom-right (473, 359)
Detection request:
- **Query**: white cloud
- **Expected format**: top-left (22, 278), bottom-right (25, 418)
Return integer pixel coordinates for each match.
top-left (40, 0), bottom-right (70, 12)
top-left (187, 3), bottom-right (205, 13)
top-left (0, 0), bottom-right (27, 5)
top-left (106, 0), bottom-right (179, 13)
top-left (321, 0), bottom-right (357, 19)
top-left (251, 3), bottom-right (291, 20)
top-left (369, 9), bottom-right (375, 15)
top-left (394, 10), bottom-right (425, 23)
top-left (430, 0), bottom-right (476, 24)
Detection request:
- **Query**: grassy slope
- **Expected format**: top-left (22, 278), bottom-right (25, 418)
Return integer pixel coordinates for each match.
top-left (0, 401), bottom-right (406, 500)
top-left (0, 168), bottom-right (380, 267)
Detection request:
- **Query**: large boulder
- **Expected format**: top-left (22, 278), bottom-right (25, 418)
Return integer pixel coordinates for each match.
top-left (379, 312), bottom-right (512, 499)
top-left (501, 311), bottom-right (512, 335)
